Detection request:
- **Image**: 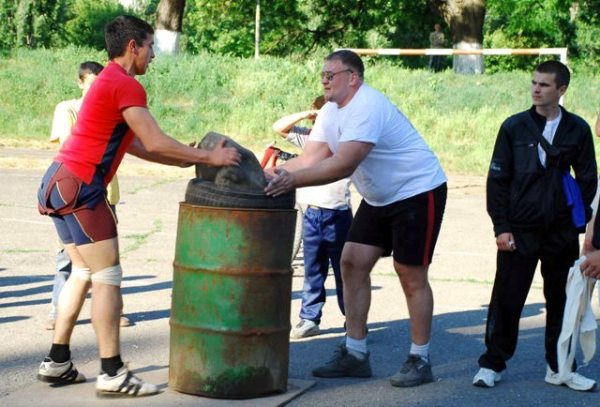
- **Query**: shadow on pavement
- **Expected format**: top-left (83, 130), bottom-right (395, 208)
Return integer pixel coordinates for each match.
top-left (286, 302), bottom-right (600, 406)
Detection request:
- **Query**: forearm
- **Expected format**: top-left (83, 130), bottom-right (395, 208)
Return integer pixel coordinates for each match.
top-left (144, 134), bottom-right (211, 164)
top-left (272, 111), bottom-right (313, 136)
top-left (292, 155), bottom-right (353, 188)
top-left (276, 152), bottom-right (319, 173)
top-left (127, 138), bottom-right (188, 166)
top-left (287, 141), bottom-right (369, 188)
top-left (124, 107), bottom-right (218, 166)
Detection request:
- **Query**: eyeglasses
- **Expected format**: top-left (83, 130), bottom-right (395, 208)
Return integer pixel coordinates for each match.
top-left (321, 69), bottom-right (353, 81)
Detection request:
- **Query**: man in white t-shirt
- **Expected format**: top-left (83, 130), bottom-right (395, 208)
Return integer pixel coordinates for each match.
top-left (265, 50), bottom-right (447, 387)
top-left (272, 96), bottom-right (352, 339)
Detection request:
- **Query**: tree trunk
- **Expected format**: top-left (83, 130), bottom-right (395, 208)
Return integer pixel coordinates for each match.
top-left (155, 0), bottom-right (186, 55)
top-left (429, 0), bottom-right (486, 74)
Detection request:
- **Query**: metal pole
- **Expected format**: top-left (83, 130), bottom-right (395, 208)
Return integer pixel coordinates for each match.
top-left (255, 0), bottom-right (260, 60)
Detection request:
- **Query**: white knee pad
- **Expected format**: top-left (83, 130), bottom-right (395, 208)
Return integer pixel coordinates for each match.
top-left (91, 265), bottom-right (123, 286)
top-left (72, 266), bottom-right (92, 282)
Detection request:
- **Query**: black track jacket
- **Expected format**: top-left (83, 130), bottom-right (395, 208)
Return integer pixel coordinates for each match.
top-left (487, 106), bottom-right (597, 237)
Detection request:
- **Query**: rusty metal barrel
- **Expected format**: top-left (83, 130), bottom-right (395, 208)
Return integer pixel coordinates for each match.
top-left (169, 202), bottom-right (296, 398)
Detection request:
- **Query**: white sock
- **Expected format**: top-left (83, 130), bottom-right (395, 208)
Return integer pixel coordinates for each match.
top-left (346, 336), bottom-right (367, 360)
top-left (410, 342), bottom-right (430, 362)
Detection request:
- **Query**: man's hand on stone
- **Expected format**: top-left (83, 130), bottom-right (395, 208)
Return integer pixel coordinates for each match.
top-left (265, 168), bottom-right (295, 197)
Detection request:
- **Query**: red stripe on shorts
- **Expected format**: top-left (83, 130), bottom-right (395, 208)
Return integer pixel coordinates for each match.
top-left (422, 190), bottom-right (435, 265)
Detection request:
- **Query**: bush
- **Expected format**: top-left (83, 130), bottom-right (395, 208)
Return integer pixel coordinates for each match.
top-left (63, 0), bottom-right (127, 50)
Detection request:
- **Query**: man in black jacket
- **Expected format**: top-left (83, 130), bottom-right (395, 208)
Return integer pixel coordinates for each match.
top-left (473, 60), bottom-right (597, 391)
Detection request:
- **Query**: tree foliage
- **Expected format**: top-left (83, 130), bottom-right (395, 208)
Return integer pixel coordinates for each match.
top-left (1, 0), bottom-right (600, 71)
top-left (14, 0), bottom-right (70, 48)
top-left (63, 0), bottom-right (127, 49)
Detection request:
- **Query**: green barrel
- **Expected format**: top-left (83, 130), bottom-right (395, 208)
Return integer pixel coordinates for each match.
top-left (169, 203), bottom-right (296, 398)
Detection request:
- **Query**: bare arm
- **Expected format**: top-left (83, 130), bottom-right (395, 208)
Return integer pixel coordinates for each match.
top-left (272, 110), bottom-right (318, 137)
top-left (582, 215), bottom-right (596, 255)
top-left (265, 141), bottom-right (373, 196)
top-left (128, 136), bottom-right (190, 166)
top-left (264, 139), bottom-right (332, 178)
top-left (123, 106), bottom-right (240, 167)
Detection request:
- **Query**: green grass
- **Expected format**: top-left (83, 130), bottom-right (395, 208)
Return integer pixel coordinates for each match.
top-left (121, 219), bottom-right (162, 257)
top-left (1, 47), bottom-right (599, 175)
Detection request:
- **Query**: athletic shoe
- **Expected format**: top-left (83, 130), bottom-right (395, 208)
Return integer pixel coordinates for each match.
top-left (96, 366), bottom-right (159, 398)
top-left (545, 366), bottom-right (597, 392)
top-left (390, 354), bottom-right (434, 387)
top-left (290, 319), bottom-right (320, 339)
top-left (312, 345), bottom-right (372, 378)
top-left (37, 358), bottom-right (86, 385)
top-left (473, 367), bottom-right (503, 388)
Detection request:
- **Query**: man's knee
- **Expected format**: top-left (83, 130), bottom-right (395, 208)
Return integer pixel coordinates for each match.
top-left (91, 264), bottom-right (123, 286)
top-left (395, 263), bottom-right (429, 289)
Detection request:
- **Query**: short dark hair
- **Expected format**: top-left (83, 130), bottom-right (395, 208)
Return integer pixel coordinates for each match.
top-left (78, 61), bottom-right (104, 80)
top-left (535, 60), bottom-right (570, 88)
top-left (105, 15), bottom-right (154, 59)
top-left (311, 95), bottom-right (326, 110)
top-left (325, 50), bottom-right (365, 79)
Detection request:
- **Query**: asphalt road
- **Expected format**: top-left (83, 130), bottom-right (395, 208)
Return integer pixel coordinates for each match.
top-left (0, 147), bottom-right (598, 406)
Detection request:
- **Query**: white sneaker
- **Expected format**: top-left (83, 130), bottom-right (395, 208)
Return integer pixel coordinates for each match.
top-left (545, 366), bottom-right (597, 392)
top-left (472, 367), bottom-right (503, 388)
top-left (37, 358), bottom-right (86, 385)
top-left (290, 319), bottom-right (320, 339)
top-left (96, 366), bottom-right (159, 398)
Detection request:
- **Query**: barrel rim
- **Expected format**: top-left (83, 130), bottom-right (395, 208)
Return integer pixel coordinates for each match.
top-left (178, 201), bottom-right (298, 213)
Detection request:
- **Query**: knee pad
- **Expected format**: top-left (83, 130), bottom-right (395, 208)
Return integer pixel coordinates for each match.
top-left (72, 266), bottom-right (92, 282)
top-left (91, 264), bottom-right (123, 286)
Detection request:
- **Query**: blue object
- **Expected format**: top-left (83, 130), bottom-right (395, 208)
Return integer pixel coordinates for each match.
top-left (299, 207), bottom-right (352, 324)
top-left (561, 171), bottom-right (586, 229)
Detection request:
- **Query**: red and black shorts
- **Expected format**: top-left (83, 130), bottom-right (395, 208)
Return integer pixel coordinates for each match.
top-left (347, 183), bottom-right (447, 266)
top-left (37, 161), bottom-right (117, 246)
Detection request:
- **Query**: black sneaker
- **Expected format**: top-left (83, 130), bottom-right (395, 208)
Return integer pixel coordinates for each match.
top-left (389, 354), bottom-right (434, 387)
top-left (312, 345), bottom-right (372, 378)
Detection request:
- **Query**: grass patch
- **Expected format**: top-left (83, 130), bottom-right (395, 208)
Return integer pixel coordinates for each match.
top-left (1, 249), bottom-right (48, 254)
top-left (127, 177), bottom-right (180, 195)
top-left (121, 219), bottom-right (162, 258)
top-left (2, 47), bottom-right (600, 175)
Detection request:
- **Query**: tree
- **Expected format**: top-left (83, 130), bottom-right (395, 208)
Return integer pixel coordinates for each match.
top-left (64, 0), bottom-right (127, 50)
top-left (155, 0), bottom-right (185, 54)
top-left (429, 0), bottom-right (486, 73)
top-left (571, 0), bottom-right (600, 70)
top-left (0, 0), bottom-right (18, 49)
top-left (183, 0), bottom-right (306, 57)
top-left (15, 0), bottom-right (70, 48)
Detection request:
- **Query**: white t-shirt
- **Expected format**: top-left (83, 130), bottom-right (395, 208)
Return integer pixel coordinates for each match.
top-left (50, 98), bottom-right (81, 144)
top-left (538, 109), bottom-right (562, 167)
top-left (310, 84), bottom-right (447, 206)
top-left (286, 126), bottom-right (351, 209)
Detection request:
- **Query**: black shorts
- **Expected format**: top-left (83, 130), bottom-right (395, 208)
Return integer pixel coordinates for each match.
top-left (347, 183), bottom-right (447, 266)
